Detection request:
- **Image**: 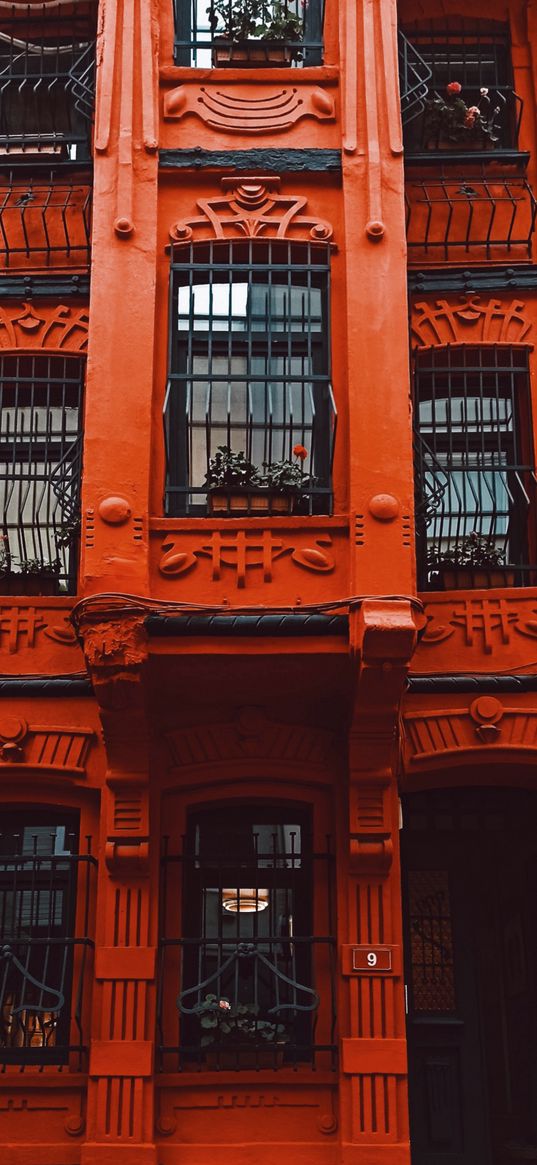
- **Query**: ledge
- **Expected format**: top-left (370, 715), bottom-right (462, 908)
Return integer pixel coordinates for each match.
top-left (159, 147), bottom-right (342, 171)
top-left (405, 149), bottom-right (530, 170)
top-left (0, 674), bottom-right (92, 696)
top-left (160, 64), bottom-right (339, 84)
top-left (408, 264), bottom-right (537, 293)
top-left (407, 673), bottom-right (537, 693)
top-left (146, 613), bottom-right (348, 637)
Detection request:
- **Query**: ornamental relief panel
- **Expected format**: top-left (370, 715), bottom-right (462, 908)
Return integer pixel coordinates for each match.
top-left (414, 592), bottom-right (537, 670)
top-left (0, 302), bottom-right (89, 351)
top-left (410, 294), bottom-right (532, 348)
top-left (169, 176), bottom-right (334, 243)
top-left (163, 82), bottom-right (336, 135)
top-left (150, 522), bottom-right (347, 600)
top-left (404, 697), bottom-right (537, 768)
top-left (0, 603), bottom-right (84, 672)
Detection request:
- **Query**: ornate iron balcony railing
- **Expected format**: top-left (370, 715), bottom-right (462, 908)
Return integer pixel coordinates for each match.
top-left (0, 173), bottom-right (91, 271)
top-left (405, 171), bottom-right (537, 262)
top-left (398, 30), bottom-right (432, 126)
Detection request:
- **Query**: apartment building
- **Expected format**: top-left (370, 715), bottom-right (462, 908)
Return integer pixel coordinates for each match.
top-left (1, 1), bottom-right (536, 1163)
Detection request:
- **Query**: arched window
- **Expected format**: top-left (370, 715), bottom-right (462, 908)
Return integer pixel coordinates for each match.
top-left (158, 804), bottom-right (336, 1071)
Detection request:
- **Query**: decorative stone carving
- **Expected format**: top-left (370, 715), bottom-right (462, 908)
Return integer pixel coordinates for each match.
top-left (159, 530), bottom-right (336, 587)
top-left (170, 176), bottom-right (334, 243)
top-left (0, 303), bottom-right (89, 351)
top-left (411, 294), bottom-right (532, 348)
top-left (163, 83), bottom-right (336, 133)
top-left (405, 700), bottom-right (537, 766)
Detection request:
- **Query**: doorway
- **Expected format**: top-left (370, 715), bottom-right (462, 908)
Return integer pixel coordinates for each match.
top-left (402, 787), bottom-right (537, 1165)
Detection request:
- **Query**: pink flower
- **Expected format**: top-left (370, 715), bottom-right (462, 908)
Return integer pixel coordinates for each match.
top-left (218, 999), bottom-right (231, 1010)
top-left (464, 106), bottom-right (480, 126)
top-left (446, 81), bottom-right (462, 95)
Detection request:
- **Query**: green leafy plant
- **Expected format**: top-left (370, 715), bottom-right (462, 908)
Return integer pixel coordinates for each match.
top-left (427, 532), bottom-right (507, 571)
top-left (54, 515), bottom-right (81, 549)
top-left (208, 0), bottom-right (304, 58)
top-left (18, 557), bottom-right (62, 576)
top-left (195, 994), bottom-right (288, 1047)
top-left (204, 446), bottom-right (258, 491)
top-left (423, 81), bottom-right (501, 147)
top-left (258, 443), bottom-right (313, 492)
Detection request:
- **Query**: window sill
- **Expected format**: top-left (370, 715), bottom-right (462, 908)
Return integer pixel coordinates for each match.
top-left (155, 1066), bottom-right (337, 1085)
top-left (160, 63), bottom-right (339, 85)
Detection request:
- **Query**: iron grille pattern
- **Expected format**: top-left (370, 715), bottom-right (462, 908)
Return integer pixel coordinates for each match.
top-left (0, 816), bottom-right (96, 1068)
top-left (0, 172), bottom-right (91, 270)
top-left (157, 809), bottom-right (337, 1071)
top-left (400, 21), bottom-right (522, 155)
top-left (0, 353), bottom-right (84, 594)
top-left (165, 241), bottom-right (336, 517)
top-left (0, 4), bottom-right (96, 161)
top-left (405, 172), bottom-right (537, 262)
top-left (173, 0), bottom-right (324, 67)
top-left (413, 345), bottom-right (537, 589)
top-left (398, 30), bottom-right (432, 127)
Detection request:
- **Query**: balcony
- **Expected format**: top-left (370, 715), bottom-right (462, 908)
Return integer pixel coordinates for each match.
top-left (173, 0), bottom-right (325, 67)
top-left (0, 173), bottom-right (91, 271)
top-left (0, 5), bottom-right (96, 162)
top-left (405, 171), bottom-right (537, 263)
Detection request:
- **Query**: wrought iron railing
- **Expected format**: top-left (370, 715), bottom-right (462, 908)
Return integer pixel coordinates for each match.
top-left (173, 0), bottom-right (325, 67)
top-left (413, 346), bottom-right (537, 589)
top-left (0, 353), bottom-right (84, 595)
top-left (0, 7), bottom-right (96, 160)
top-left (0, 838), bottom-right (96, 1068)
top-left (165, 240), bottom-right (336, 517)
top-left (405, 172), bottom-right (537, 262)
top-left (398, 30), bottom-right (432, 126)
top-left (157, 828), bottom-right (337, 1072)
top-left (0, 173), bottom-right (91, 270)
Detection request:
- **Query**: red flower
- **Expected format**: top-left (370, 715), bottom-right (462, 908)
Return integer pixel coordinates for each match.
top-left (293, 444), bottom-right (308, 461)
top-left (446, 81), bottom-right (462, 95)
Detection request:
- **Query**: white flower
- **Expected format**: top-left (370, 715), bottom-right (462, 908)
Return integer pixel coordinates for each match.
top-left (480, 87), bottom-right (489, 96)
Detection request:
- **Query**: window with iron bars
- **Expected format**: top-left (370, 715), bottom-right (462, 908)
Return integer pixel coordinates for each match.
top-left (0, 812), bottom-right (96, 1068)
top-left (399, 20), bottom-right (522, 156)
top-left (0, 353), bottom-right (84, 595)
top-left (173, 0), bottom-right (325, 67)
top-left (0, 2), bottom-right (96, 161)
top-left (157, 806), bottom-right (337, 1072)
top-left (413, 345), bottom-right (537, 589)
top-left (164, 241), bottom-right (336, 517)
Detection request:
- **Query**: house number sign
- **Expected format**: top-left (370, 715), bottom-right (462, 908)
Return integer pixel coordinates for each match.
top-left (352, 946), bottom-right (392, 972)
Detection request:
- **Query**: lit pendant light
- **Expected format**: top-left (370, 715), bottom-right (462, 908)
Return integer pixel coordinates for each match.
top-left (222, 887), bottom-right (269, 913)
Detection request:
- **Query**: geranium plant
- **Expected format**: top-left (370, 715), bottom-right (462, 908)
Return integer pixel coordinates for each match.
top-left (195, 994), bottom-right (288, 1047)
top-left (204, 446), bottom-right (258, 491)
top-left (258, 443), bottom-right (314, 492)
top-left (423, 81), bottom-right (501, 147)
top-left (426, 532), bottom-right (507, 571)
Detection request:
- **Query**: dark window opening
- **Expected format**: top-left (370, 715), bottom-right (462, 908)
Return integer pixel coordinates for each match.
top-left (0, 811), bottom-right (96, 1067)
top-left (0, 353), bottom-right (84, 594)
top-left (157, 805), bottom-right (337, 1071)
top-left (173, 0), bottom-right (325, 67)
top-left (399, 21), bottom-right (522, 154)
top-left (413, 345), bottom-right (537, 589)
top-left (164, 240), bottom-right (336, 517)
top-left (0, 3), bottom-right (96, 161)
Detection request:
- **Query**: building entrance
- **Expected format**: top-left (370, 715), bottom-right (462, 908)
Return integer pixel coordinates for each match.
top-left (402, 787), bottom-right (537, 1165)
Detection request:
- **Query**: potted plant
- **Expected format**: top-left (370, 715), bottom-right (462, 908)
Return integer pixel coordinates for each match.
top-left (257, 443), bottom-right (313, 513)
top-left (0, 555), bottom-right (62, 597)
top-left (426, 532), bottom-right (516, 590)
top-left (195, 994), bottom-right (288, 1068)
top-left (208, 0), bottom-right (304, 67)
top-left (205, 444), bottom-right (312, 514)
top-left (422, 81), bottom-right (502, 150)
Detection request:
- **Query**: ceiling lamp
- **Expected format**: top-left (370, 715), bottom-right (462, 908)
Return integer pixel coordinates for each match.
top-left (222, 887), bottom-right (269, 913)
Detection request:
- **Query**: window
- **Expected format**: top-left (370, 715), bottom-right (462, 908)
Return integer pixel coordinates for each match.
top-left (157, 806), bottom-right (336, 1071)
top-left (0, 812), bottom-right (96, 1066)
top-left (413, 346), bottom-right (537, 588)
top-left (0, 353), bottom-right (84, 594)
top-left (164, 241), bottom-right (336, 516)
top-left (400, 21), bottom-right (521, 154)
top-left (0, 4), bottom-right (96, 160)
top-left (173, 0), bottom-right (325, 68)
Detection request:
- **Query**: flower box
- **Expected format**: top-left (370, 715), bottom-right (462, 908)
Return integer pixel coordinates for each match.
top-left (208, 488), bottom-right (295, 515)
top-left (0, 572), bottom-right (61, 596)
top-left (204, 1046), bottom-right (285, 1069)
top-left (431, 566), bottom-right (516, 591)
top-left (212, 38), bottom-right (294, 66)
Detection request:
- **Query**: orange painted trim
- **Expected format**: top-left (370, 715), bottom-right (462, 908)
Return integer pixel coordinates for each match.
top-left (341, 1038), bottom-right (408, 1076)
top-left (159, 65), bottom-right (340, 84)
top-left (90, 1040), bottom-right (154, 1077)
top-left (95, 947), bottom-right (157, 980)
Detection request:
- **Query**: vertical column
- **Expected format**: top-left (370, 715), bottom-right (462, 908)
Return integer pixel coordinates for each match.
top-left (342, 0), bottom-right (415, 596)
top-left (81, 0), bottom-right (158, 596)
top-left (77, 615), bottom-right (157, 1165)
top-left (339, 602), bottom-right (419, 1164)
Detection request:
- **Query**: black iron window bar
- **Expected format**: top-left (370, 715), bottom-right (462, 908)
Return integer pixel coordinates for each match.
top-left (0, 170), bottom-right (91, 270)
top-left (173, 0), bottom-right (325, 67)
top-left (165, 240), bottom-right (336, 517)
top-left (413, 345), bottom-right (537, 590)
top-left (405, 170), bottom-right (537, 261)
top-left (400, 22), bottom-right (523, 159)
top-left (0, 353), bottom-right (84, 595)
top-left (0, 819), bottom-right (96, 1068)
top-left (0, 3), bottom-right (96, 161)
top-left (157, 815), bottom-right (337, 1072)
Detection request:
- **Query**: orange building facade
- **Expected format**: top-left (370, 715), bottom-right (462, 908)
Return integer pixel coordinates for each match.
top-left (2, 1), bottom-right (537, 1163)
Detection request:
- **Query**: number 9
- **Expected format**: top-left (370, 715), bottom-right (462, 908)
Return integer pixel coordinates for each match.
top-left (367, 952), bottom-right (377, 967)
